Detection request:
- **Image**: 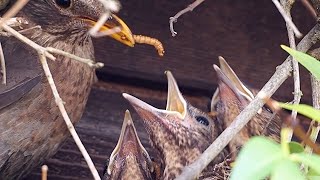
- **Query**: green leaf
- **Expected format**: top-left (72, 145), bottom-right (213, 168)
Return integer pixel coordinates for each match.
top-left (281, 45), bottom-right (320, 80)
top-left (290, 153), bottom-right (320, 174)
top-left (308, 176), bottom-right (320, 180)
top-left (278, 103), bottom-right (320, 122)
top-left (271, 159), bottom-right (305, 180)
top-left (308, 167), bottom-right (320, 177)
top-left (289, 142), bottom-right (304, 154)
top-left (230, 137), bottom-right (283, 180)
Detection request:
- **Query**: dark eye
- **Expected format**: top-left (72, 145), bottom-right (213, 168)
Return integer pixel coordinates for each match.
top-left (55, 0), bottom-right (71, 8)
top-left (195, 116), bottom-right (209, 126)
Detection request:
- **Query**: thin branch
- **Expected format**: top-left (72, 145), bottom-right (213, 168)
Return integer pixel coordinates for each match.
top-left (0, 42), bottom-right (6, 84)
top-left (89, 0), bottom-right (120, 38)
top-left (2, 24), bottom-right (56, 60)
top-left (310, 72), bottom-right (320, 142)
top-left (272, 0), bottom-right (303, 38)
top-left (0, 0), bottom-right (30, 27)
top-left (41, 165), bottom-right (48, 180)
top-left (176, 23), bottom-right (320, 180)
top-left (38, 52), bottom-right (101, 180)
top-left (280, 0), bottom-right (301, 141)
top-left (169, 0), bottom-right (205, 37)
top-left (305, 48), bottom-right (320, 153)
top-left (46, 47), bottom-right (104, 68)
top-left (300, 0), bottom-right (317, 20)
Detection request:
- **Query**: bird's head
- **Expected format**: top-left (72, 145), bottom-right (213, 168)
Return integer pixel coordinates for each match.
top-left (212, 57), bottom-right (281, 148)
top-left (123, 71), bottom-right (222, 179)
top-left (106, 110), bottom-right (153, 180)
top-left (21, 0), bottom-right (134, 47)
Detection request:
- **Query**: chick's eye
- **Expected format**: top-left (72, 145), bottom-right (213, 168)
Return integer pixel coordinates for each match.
top-left (195, 116), bottom-right (209, 126)
top-left (55, 0), bottom-right (71, 8)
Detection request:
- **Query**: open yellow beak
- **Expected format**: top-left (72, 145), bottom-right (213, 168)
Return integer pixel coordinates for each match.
top-left (82, 14), bottom-right (135, 47)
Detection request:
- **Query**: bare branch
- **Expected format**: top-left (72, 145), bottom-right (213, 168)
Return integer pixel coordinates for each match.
top-left (89, 0), bottom-right (120, 38)
top-left (272, 0), bottom-right (303, 38)
top-left (176, 23), bottom-right (320, 180)
top-left (169, 0), bottom-right (205, 37)
top-left (38, 52), bottom-right (101, 180)
top-left (0, 0), bottom-right (30, 27)
top-left (46, 47), bottom-right (104, 68)
top-left (305, 48), bottom-right (320, 153)
top-left (41, 165), bottom-right (48, 180)
top-left (0, 42), bottom-right (6, 84)
top-left (280, 0), bottom-right (301, 141)
top-left (300, 0), bottom-right (317, 20)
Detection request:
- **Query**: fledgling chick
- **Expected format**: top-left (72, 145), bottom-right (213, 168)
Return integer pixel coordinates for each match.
top-left (211, 57), bottom-right (282, 158)
top-left (123, 71), bottom-right (226, 180)
top-left (105, 110), bottom-right (154, 180)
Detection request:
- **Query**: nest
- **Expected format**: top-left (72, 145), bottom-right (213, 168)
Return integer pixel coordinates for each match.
top-left (200, 158), bottom-right (232, 180)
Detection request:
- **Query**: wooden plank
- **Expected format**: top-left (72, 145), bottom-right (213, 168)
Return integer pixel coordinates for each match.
top-left (93, 0), bottom-right (315, 103)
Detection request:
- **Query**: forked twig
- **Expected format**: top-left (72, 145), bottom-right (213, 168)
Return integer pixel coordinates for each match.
top-left (169, 0), bottom-right (205, 37)
top-left (89, 0), bottom-right (120, 37)
top-left (38, 52), bottom-right (101, 180)
top-left (280, 0), bottom-right (301, 141)
top-left (0, 42), bottom-right (6, 84)
top-left (0, 0), bottom-right (30, 27)
top-left (272, 0), bottom-right (303, 38)
top-left (41, 165), bottom-right (48, 180)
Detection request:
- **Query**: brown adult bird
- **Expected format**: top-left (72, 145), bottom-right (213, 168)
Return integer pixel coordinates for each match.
top-left (123, 71), bottom-right (226, 180)
top-left (0, 0), bottom-right (134, 179)
top-left (105, 110), bottom-right (154, 180)
top-left (211, 57), bottom-right (282, 159)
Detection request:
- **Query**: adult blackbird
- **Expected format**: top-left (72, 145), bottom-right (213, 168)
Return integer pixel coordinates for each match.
top-left (0, 0), bottom-right (134, 179)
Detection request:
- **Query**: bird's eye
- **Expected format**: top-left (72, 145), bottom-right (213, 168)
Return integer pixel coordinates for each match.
top-left (55, 0), bottom-right (71, 8)
top-left (195, 116), bottom-right (209, 126)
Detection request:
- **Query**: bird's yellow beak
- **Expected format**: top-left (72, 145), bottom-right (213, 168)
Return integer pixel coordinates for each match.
top-left (82, 14), bottom-right (135, 47)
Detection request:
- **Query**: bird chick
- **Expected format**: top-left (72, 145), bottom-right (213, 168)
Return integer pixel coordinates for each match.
top-left (123, 71), bottom-right (225, 180)
top-left (211, 57), bottom-right (282, 159)
top-left (0, 0), bottom-right (134, 179)
top-left (105, 110), bottom-right (154, 180)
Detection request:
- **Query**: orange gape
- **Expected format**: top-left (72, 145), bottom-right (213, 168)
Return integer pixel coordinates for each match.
top-left (133, 35), bottom-right (165, 56)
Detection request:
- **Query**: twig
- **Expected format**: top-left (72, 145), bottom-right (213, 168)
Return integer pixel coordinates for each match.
top-left (46, 47), bottom-right (104, 68)
top-left (0, 42), bottom-right (6, 84)
top-left (300, 0), bottom-right (317, 20)
top-left (38, 52), bottom-right (101, 180)
top-left (89, 0), bottom-right (120, 38)
top-left (176, 23), bottom-right (320, 180)
top-left (280, 0), bottom-right (301, 141)
top-left (88, 13), bottom-right (121, 38)
top-left (305, 49), bottom-right (320, 153)
top-left (169, 0), bottom-right (205, 37)
top-left (272, 0), bottom-right (303, 38)
top-left (309, 72), bottom-right (320, 143)
top-left (0, 0), bottom-right (30, 27)
top-left (2, 24), bottom-right (56, 60)
top-left (41, 165), bottom-right (48, 180)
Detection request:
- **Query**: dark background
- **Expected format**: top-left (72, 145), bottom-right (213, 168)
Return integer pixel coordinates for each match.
top-left (25, 0), bottom-right (317, 179)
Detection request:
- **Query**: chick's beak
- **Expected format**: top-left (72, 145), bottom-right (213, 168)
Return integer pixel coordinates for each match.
top-left (82, 14), bottom-right (135, 47)
top-left (107, 110), bottom-right (152, 175)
